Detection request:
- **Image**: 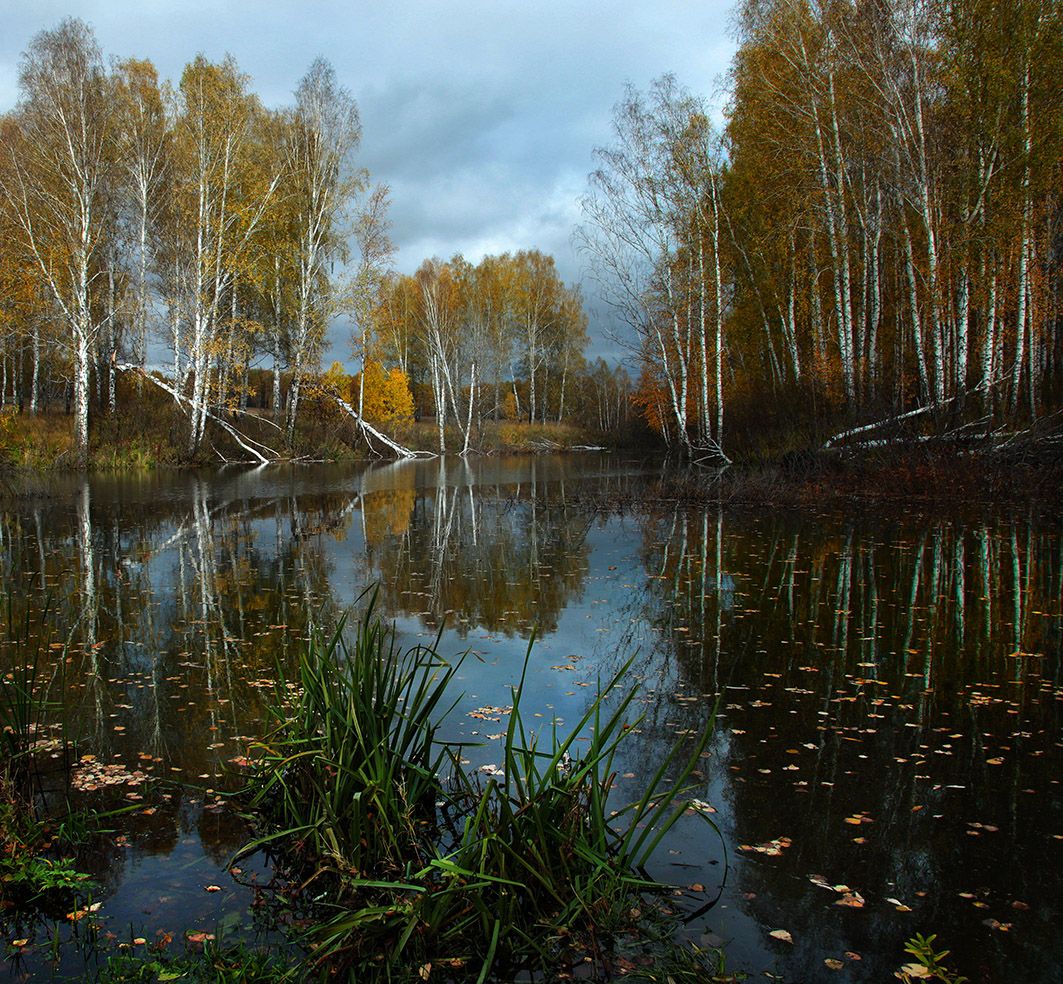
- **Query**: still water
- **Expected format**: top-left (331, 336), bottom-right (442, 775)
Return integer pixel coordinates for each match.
top-left (0, 456), bottom-right (1059, 982)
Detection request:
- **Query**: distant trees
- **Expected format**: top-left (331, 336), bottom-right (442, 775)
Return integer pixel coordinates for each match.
top-left (0, 19), bottom-right (603, 464)
top-left (372, 251), bottom-right (589, 453)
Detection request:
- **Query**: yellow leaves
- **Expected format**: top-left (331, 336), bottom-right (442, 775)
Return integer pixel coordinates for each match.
top-left (319, 361), bottom-right (350, 397)
top-left (357, 359), bottom-right (415, 424)
top-left (835, 892), bottom-right (865, 908)
top-left (65, 902), bottom-right (102, 922)
top-left (737, 836), bottom-right (791, 857)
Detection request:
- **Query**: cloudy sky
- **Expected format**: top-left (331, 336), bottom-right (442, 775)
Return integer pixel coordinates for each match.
top-left (0, 1), bottom-right (737, 366)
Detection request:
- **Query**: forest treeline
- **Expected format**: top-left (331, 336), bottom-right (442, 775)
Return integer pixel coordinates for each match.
top-left (0, 19), bottom-right (625, 465)
top-left (580, 0), bottom-right (1062, 458)
top-left (1, 1), bottom-right (1061, 468)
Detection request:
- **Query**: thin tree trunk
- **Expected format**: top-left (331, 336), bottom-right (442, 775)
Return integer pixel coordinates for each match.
top-left (1011, 64), bottom-right (1032, 411)
top-left (30, 321), bottom-right (39, 415)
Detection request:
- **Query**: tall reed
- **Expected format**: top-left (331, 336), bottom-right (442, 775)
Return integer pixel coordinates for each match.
top-left (237, 593), bottom-right (718, 981)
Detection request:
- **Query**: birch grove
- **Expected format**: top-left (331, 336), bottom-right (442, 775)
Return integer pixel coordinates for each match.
top-left (0, 22), bottom-right (377, 463)
top-left (581, 0), bottom-right (1061, 452)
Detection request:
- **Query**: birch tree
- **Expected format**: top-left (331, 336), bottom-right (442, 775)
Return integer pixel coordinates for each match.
top-left (0, 19), bottom-right (115, 465)
top-left (173, 55), bottom-right (279, 454)
top-left (283, 58), bottom-right (362, 444)
top-left (113, 58), bottom-right (169, 378)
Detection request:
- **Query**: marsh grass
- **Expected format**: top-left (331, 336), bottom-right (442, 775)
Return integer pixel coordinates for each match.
top-left (236, 593), bottom-right (720, 981)
top-left (0, 597), bottom-right (92, 916)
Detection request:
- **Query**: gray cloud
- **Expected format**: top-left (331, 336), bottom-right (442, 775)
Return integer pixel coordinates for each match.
top-left (0, 1), bottom-right (736, 368)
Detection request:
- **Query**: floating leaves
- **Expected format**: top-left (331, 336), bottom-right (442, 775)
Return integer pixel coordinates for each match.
top-left (738, 836), bottom-right (792, 857)
top-left (467, 705), bottom-right (512, 723)
top-left (71, 755), bottom-right (151, 792)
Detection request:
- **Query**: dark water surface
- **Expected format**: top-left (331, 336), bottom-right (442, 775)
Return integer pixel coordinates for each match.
top-left (1, 456), bottom-right (1059, 982)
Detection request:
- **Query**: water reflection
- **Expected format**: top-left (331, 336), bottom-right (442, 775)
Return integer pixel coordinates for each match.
top-left (0, 461), bottom-right (1059, 982)
top-left (633, 504), bottom-right (1061, 982)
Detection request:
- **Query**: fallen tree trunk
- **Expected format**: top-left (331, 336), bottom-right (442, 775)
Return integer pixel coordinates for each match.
top-left (823, 402), bottom-right (939, 450)
top-left (329, 394), bottom-right (434, 459)
top-left (690, 436), bottom-right (732, 466)
top-left (116, 364), bottom-right (281, 464)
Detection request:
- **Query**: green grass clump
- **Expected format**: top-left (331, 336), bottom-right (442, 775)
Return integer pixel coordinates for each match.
top-left (237, 593), bottom-right (719, 981)
top-left (98, 941), bottom-right (297, 983)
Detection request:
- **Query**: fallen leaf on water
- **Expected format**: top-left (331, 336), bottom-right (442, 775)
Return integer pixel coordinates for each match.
top-left (769, 929), bottom-right (793, 944)
top-left (824, 958), bottom-right (844, 970)
top-left (204, 885), bottom-right (222, 893)
top-left (886, 897), bottom-right (913, 912)
top-left (835, 893), bottom-right (865, 908)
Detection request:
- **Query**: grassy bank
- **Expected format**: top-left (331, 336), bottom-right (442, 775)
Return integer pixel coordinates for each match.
top-left (0, 404), bottom-right (609, 472)
top-left (638, 442), bottom-right (1063, 515)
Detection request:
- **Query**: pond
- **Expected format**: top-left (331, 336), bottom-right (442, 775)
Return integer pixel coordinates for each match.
top-left (0, 455), bottom-right (1059, 982)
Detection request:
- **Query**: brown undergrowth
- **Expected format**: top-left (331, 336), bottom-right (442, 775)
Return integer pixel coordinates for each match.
top-left (638, 445), bottom-right (1063, 516)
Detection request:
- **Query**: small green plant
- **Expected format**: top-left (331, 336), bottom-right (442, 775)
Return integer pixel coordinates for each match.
top-left (898, 934), bottom-right (968, 983)
top-left (4, 854), bottom-right (90, 895)
top-left (236, 592), bottom-right (720, 981)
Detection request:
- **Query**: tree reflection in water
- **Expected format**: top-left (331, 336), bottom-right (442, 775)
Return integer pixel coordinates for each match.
top-left (0, 461), bottom-right (1057, 982)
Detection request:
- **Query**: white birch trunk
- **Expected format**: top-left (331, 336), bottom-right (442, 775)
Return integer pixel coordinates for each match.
top-left (1011, 64), bottom-right (1032, 410)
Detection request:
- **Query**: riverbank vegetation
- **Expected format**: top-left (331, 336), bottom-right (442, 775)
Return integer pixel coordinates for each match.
top-left (0, 21), bottom-right (624, 468)
top-left (0, 590), bottom-right (726, 981)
